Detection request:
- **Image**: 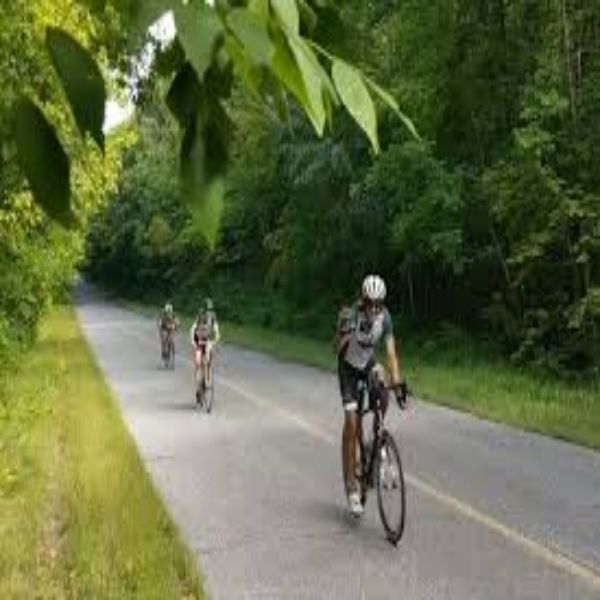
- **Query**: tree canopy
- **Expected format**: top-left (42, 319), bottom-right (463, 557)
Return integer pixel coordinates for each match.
top-left (86, 0), bottom-right (600, 377)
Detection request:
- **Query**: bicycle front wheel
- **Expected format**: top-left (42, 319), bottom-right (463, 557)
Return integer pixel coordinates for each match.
top-left (376, 430), bottom-right (406, 545)
top-left (204, 377), bottom-right (214, 414)
top-left (168, 338), bottom-right (175, 369)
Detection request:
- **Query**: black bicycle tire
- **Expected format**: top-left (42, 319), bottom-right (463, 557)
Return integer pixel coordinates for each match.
top-left (205, 370), bottom-right (214, 414)
top-left (195, 369), bottom-right (203, 409)
top-left (169, 337), bottom-right (175, 369)
top-left (376, 430), bottom-right (406, 545)
top-left (359, 430), bottom-right (368, 506)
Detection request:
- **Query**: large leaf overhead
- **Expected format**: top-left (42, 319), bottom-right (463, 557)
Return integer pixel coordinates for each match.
top-left (166, 63), bottom-right (204, 129)
top-left (332, 59), bottom-right (380, 152)
top-left (180, 114), bottom-right (226, 249)
top-left (14, 99), bottom-right (73, 227)
top-left (46, 27), bottom-right (106, 151)
top-left (271, 34), bottom-right (312, 122)
top-left (364, 76), bottom-right (420, 141)
top-left (272, 0), bottom-right (300, 34)
top-left (289, 36), bottom-right (327, 135)
top-left (227, 8), bottom-right (273, 65)
top-left (174, 1), bottom-right (223, 81)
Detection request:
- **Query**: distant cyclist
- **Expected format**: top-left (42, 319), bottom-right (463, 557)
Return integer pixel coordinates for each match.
top-left (190, 298), bottom-right (221, 391)
top-left (157, 302), bottom-right (179, 361)
top-left (335, 275), bottom-right (405, 517)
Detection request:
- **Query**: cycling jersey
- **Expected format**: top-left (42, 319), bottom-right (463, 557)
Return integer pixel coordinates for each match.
top-left (159, 312), bottom-right (177, 331)
top-left (190, 311), bottom-right (218, 345)
top-left (340, 303), bottom-right (393, 371)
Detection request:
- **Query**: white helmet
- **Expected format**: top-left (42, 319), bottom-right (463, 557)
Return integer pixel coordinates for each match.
top-left (165, 303), bottom-right (173, 314)
top-left (362, 274), bottom-right (386, 302)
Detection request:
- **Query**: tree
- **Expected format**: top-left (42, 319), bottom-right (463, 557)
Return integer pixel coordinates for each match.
top-left (9, 0), bottom-right (416, 245)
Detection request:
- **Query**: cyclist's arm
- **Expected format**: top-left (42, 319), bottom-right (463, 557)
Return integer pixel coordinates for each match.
top-left (382, 309), bottom-right (400, 385)
top-left (189, 323), bottom-right (197, 346)
top-left (385, 335), bottom-right (401, 386)
top-left (212, 321), bottom-right (221, 344)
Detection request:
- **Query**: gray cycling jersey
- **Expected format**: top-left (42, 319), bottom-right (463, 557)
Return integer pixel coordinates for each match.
top-left (190, 311), bottom-right (218, 343)
top-left (341, 303), bottom-right (393, 370)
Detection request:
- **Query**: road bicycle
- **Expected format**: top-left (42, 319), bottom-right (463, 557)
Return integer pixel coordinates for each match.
top-left (160, 328), bottom-right (176, 369)
top-left (342, 377), bottom-right (409, 545)
top-left (194, 343), bottom-right (214, 413)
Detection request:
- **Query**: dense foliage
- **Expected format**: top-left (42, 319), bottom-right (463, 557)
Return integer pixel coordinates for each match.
top-left (0, 0), bottom-right (128, 363)
top-left (87, 1), bottom-right (600, 378)
top-left (3, 0), bottom-right (385, 364)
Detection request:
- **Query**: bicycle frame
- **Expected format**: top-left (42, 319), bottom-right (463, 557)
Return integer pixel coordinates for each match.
top-left (357, 381), bottom-right (385, 496)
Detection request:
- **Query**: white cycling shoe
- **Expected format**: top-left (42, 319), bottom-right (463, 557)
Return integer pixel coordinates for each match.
top-left (348, 491), bottom-right (364, 517)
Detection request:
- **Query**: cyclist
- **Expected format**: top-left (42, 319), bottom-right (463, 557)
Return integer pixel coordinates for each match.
top-left (335, 275), bottom-right (404, 517)
top-left (157, 302), bottom-right (179, 361)
top-left (190, 298), bottom-right (221, 395)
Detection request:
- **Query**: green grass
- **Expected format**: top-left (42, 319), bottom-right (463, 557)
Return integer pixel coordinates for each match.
top-left (0, 307), bottom-right (203, 599)
top-left (120, 296), bottom-right (600, 449)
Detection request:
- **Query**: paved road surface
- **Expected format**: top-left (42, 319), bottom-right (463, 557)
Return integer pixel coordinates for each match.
top-left (76, 289), bottom-right (600, 599)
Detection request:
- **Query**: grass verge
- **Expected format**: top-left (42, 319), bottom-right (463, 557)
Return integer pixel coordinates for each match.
top-left (0, 306), bottom-right (202, 599)
top-left (120, 297), bottom-right (600, 450)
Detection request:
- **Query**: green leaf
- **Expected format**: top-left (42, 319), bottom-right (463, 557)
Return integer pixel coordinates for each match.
top-left (271, 33), bottom-right (310, 111)
top-left (180, 117), bottom-right (225, 249)
top-left (364, 76), bottom-right (420, 140)
top-left (174, 2), bottom-right (223, 81)
top-left (166, 63), bottom-right (203, 129)
top-left (179, 93), bottom-right (230, 248)
top-left (224, 35), bottom-right (262, 97)
top-left (189, 178), bottom-right (225, 250)
top-left (248, 0), bottom-right (269, 20)
top-left (227, 8), bottom-right (273, 65)
top-left (272, 0), bottom-right (300, 34)
top-left (13, 98), bottom-right (73, 226)
top-left (298, 0), bottom-right (318, 33)
top-left (331, 59), bottom-right (379, 152)
top-left (288, 36), bottom-right (326, 134)
top-left (270, 31), bottom-right (335, 133)
top-left (46, 27), bottom-right (106, 151)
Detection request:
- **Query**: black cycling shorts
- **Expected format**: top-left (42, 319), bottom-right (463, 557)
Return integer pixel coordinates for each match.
top-left (338, 357), bottom-right (375, 412)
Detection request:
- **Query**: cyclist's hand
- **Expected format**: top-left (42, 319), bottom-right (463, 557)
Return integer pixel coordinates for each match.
top-left (394, 380), bottom-right (409, 410)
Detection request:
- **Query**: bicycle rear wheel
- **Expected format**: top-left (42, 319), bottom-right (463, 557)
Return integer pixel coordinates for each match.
top-left (195, 369), bottom-right (204, 409)
top-left (168, 337), bottom-right (175, 369)
top-left (204, 365), bottom-right (214, 414)
top-left (376, 430), bottom-right (406, 545)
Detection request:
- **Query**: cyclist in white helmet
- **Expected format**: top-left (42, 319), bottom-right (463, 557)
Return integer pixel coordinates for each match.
top-left (190, 298), bottom-right (220, 391)
top-left (157, 302), bottom-right (179, 360)
top-left (335, 275), bottom-right (404, 517)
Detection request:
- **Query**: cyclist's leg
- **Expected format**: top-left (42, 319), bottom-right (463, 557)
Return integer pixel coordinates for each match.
top-left (193, 346), bottom-right (202, 385)
top-left (204, 342), bottom-right (213, 386)
top-left (339, 360), bottom-right (362, 496)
